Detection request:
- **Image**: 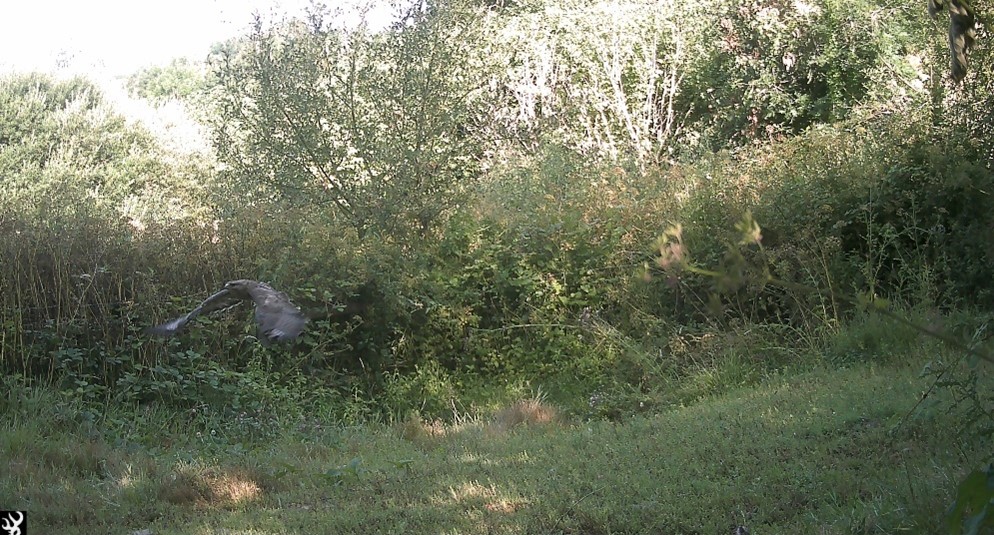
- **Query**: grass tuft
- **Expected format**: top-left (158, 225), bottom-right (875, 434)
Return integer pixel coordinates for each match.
top-left (157, 464), bottom-right (263, 507)
top-left (491, 397), bottom-right (559, 433)
top-left (396, 411), bottom-right (450, 446)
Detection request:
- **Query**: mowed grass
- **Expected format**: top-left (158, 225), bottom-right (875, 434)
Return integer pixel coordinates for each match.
top-left (1, 354), bottom-right (984, 535)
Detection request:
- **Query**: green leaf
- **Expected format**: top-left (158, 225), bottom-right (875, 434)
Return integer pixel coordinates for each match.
top-left (946, 466), bottom-right (994, 535)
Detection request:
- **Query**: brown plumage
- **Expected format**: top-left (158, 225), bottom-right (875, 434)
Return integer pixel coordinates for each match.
top-left (929, 0), bottom-right (976, 83)
top-left (147, 279), bottom-right (308, 343)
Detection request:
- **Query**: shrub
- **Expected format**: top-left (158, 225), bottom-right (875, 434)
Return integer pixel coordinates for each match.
top-left (841, 141), bottom-right (994, 307)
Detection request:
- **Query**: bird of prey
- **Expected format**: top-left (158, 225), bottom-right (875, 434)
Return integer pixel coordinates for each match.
top-left (147, 279), bottom-right (308, 344)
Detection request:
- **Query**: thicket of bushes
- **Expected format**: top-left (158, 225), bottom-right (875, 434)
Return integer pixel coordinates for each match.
top-left (1, 0), bottom-right (992, 428)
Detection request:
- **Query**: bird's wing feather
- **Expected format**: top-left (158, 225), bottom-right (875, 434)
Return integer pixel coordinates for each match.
top-left (193, 288), bottom-right (243, 317)
top-left (146, 288), bottom-right (242, 337)
top-left (247, 283), bottom-right (308, 342)
top-left (144, 315), bottom-right (190, 337)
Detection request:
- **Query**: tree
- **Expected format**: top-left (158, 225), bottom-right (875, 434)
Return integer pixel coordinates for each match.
top-left (207, 1), bottom-right (490, 238)
top-left (126, 58), bottom-right (206, 105)
top-left (469, 0), bottom-right (926, 162)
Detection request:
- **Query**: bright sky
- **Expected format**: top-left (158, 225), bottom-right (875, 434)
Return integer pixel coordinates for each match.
top-left (0, 0), bottom-right (394, 76)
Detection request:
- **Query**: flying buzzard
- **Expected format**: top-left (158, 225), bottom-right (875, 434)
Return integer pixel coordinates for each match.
top-left (147, 279), bottom-right (308, 343)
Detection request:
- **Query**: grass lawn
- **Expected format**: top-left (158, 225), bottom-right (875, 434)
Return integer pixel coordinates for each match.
top-left (2, 353), bottom-right (984, 534)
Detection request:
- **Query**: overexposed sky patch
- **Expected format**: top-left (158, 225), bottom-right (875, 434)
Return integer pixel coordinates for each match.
top-left (0, 0), bottom-right (395, 76)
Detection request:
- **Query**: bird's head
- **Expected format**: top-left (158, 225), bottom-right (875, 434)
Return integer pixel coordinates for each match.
top-left (223, 279), bottom-right (257, 297)
top-left (224, 279), bottom-right (252, 290)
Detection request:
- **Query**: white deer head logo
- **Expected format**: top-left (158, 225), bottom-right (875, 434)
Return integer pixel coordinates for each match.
top-left (1, 512), bottom-right (23, 535)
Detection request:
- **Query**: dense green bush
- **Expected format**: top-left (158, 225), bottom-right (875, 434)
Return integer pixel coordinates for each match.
top-left (0, 74), bottom-right (253, 415)
top-left (848, 142), bottom-right (994, 305)
top-left (675, 0), bottom-right (923, 152)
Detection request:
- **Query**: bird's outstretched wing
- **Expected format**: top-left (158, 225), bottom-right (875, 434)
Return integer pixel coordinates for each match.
top-left (147, 280), bottom-right (309, 343)
top-left (145, 288), bottom-right (242, 337)
top-left (247, 283), bottom-right (309, 343)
